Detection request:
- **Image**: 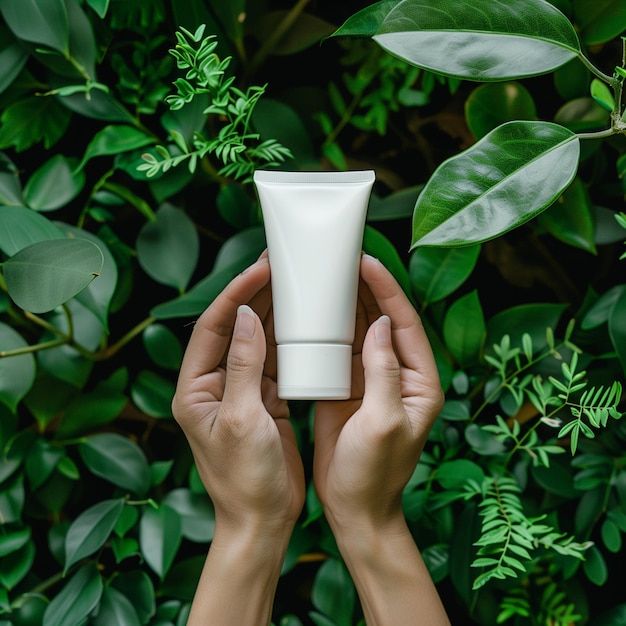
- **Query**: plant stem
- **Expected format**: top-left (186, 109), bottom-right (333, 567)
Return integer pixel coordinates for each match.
top-left (95, 315), bottom-right (156, 360)
top-left (577, 52), bottom-right (615, 85)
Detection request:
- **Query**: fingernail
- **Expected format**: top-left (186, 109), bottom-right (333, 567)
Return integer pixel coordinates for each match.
top-left (234, 305), bottom-right (256, 338)
top-left (374, 315), bottom-right (391, 344)
top-left (362, 253), bottom-right (379, 263)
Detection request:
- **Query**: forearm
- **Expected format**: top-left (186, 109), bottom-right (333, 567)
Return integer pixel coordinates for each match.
top-left (332, 518), bottom-right (450, 626)
top-left (187, 525), bottom-right (291, 626)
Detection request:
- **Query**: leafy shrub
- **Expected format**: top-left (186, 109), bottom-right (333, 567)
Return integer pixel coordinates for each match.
top-left (0, 0), bottom-right (625, 624)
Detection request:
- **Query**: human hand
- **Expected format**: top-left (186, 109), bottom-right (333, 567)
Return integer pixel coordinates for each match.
top-left (172, 256), bottom-right (305, 536)
top-left (313, 253), bottom-right (444, 534)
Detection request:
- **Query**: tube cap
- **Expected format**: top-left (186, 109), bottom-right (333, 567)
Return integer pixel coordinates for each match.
top-left (277, 343), bottom-right (352, 400)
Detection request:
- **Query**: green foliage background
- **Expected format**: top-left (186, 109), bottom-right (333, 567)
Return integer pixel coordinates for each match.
top-left (0, 0), bottom-right (625, 624)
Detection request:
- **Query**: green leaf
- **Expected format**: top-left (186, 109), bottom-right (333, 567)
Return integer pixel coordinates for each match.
top-left (23, 154), bottom-right (85, 212)
top-left (331, 0), bottom-right (400, 38)
top-left (536, 177), bottom-right (596, 253)
top-left (590, 78), bottom-right (615, 112)
top-left (78, 125), bottom-right (153, 170)
top-left (252, 98), bottom-right (313, 170)
top-left (582, 544), bottom-right (608, 586)
top-left (0, 206), bottom-right (64, 256)
top-left (136, 203), bottom-right (199, 291)
top-left (25, 438), bottom-right (64, 489)
top-left (367, 185), bottom-right (423, 222)
top-left (139, 504), bottom-right (182, 579)
top-left (0, 96), bottom-right (71, 152)
top-left (465, 82), bottom-right (537, 139)
top-left (409, 244), bottom-right (480, 306)
top-left (363, 225), bottom-right (412, 300)
top-left (411, 121), bottom-right (580, 248)
top-left (162, 489), bottom-right (215, 542)
top-left (131, 370), bottom-right (175, 419)
top-left (608, 288), bottom-right (626, 375)
top-left (311, 559), bottom-right (355, 626)
top-left (486, 303), bottom-right (567, 354)
top-left (92, 585), bottom-right (141, 626)
top-left (572, 0), bottom-right (626, 45)
top-left (435, 459), bottom-right (485, 489)
top-left (86, 0), bottom-right (109, 18)
top-left (143, 324), bottom-right (183, 370)
top-left (151, 226), bottom-right (266, 319)
top-left (64, 498), bottom-right (124, 573)
top-left (443, 290), bottom-right (485, 367)
top-left (0, 540), bottom-right (34, 590)
top-left (57, 369), bottom-right (128, 439)
top-left (0, 28), bottom-right (28, 96)
top-left (0, 0), bottom-right (69, 54)
top-left (43, 562), bottom-right (103, 626)
top-left (0, 322), bottom-right (36, 411)
top-left (0, 527), bottom-right (30, 557)
top-left (373, 0), bottom-right (580, 81)
top-left (600, 517), bottom-right (622, 553)
top-left (3, 238), bottom-right (104, 313)
top-left (58, 224), bottom-right (118, 330)
top-left (110, 571), bottom-right (155, 624)
top-left (79, 433), bottom-right (151, 495)
top-left (0, 153), bottom-right (23, 205)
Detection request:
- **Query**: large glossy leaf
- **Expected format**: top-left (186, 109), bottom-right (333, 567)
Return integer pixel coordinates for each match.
top-left (411, 121), bottom-right (580, 248)
top-left (373, 0), bottom-right (581, 81)
top-left (136, 203), bottom-right (199, 291)
top-left (79, 433), bottom-right (151, 495)
top-left (3, 238), bottom-right (104, 313)
top-left (143, 324), bottom-right (183, 370)
top-left (0, 206), bottom-right (64, 256)
top-left (43, 562), bottom-right (103, 626)
top-left (0, 0), bottom-right (69, 54)
top-left (0, 322), bottom-right (36, 411)
top-left (64, 498), bottom-right (124, 573)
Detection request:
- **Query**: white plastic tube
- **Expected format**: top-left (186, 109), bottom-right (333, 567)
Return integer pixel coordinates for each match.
top-left (254, 169), bottom-right (375, 400)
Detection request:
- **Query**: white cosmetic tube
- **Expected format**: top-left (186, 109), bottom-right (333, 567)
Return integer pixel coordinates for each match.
top-left (254, 169), bottom-right (375, 400)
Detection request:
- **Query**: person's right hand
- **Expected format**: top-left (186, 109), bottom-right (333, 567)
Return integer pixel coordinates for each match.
top-left (313, 254), bottom-right (449, 624)
top-left (313, 253), bottom-right (444, 533)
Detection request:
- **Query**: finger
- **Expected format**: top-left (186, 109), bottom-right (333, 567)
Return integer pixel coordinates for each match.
top-left (360, 255), bottom-right (437, 378)
top-left (221, 305), bottom-right (267, 414)
top-left (360, 315), bottom-right (404, 421)
top-left (178, 257), bottom-right (270, 382)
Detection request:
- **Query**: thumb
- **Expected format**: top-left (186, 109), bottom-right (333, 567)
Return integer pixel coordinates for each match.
top-left (361, 315), bottom-right (403, 417)
top-left (222, 304), bottom-right (266, 410)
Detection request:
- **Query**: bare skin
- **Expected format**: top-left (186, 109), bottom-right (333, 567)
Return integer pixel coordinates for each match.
top-left (172, 253), bottom-right (450, 625)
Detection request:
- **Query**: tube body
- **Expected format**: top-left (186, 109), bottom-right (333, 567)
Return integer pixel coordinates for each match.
top-left (254, 170), bottom-right (375, 400)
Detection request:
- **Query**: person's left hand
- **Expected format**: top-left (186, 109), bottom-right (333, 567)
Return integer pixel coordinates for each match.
top-left (172, 256), bottom-right (305, 536)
